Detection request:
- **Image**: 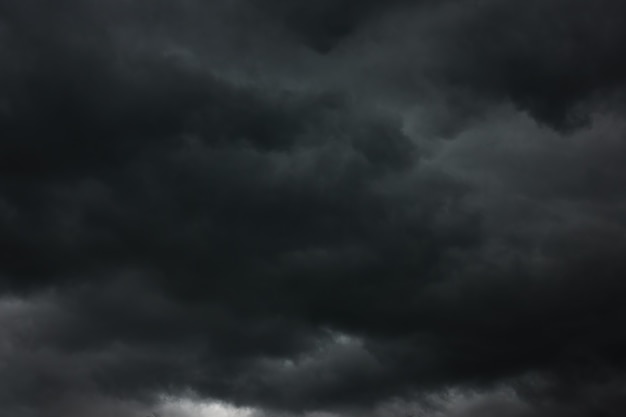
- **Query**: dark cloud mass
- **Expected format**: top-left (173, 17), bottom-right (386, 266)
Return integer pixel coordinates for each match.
top-left (1, 0), bottom-right (626, 416)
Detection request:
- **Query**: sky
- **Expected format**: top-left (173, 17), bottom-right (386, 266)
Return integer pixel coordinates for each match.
top-left (1, 1), bottom-right (626, 416)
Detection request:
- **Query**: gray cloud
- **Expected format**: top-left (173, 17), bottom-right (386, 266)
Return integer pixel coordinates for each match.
top-left (1, 1), bottom-right (626, 416)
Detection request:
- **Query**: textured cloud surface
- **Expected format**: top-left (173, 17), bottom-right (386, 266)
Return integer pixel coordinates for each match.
top-left (1, 1), bottom-right (626, 416)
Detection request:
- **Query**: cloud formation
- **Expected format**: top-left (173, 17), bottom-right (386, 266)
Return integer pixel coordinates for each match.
top-left (1, 0), bottom-right (626, 416)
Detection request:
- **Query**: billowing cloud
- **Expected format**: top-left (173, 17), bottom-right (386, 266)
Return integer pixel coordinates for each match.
top-left (1, 1), bottom-right (626, 416)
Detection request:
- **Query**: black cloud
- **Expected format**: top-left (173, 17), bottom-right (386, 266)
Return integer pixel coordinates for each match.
top-left (1, 1), bottom-right (626, 417)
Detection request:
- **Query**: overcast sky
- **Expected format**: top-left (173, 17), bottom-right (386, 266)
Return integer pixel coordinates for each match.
top-left (2, 1), bottom-right (626, 416)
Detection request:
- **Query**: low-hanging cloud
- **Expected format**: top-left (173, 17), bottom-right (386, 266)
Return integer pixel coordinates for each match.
top-left (1, 1), bottom-right (626, 416)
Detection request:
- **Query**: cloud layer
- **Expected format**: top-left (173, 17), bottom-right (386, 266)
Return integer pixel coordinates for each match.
top-left (1, 1), bottom-right (626, 416)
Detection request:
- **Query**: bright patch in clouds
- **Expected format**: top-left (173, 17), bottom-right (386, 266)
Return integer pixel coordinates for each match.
top-left (158, 395), bottom-right (256, 417)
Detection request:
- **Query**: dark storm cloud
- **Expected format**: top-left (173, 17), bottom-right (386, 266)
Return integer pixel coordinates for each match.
top-left (1, 0), bottom-right (626, 416)
top-left (321, 0), bottom-right (626, 129)
top-left (437, 0), bottom-right (626, 129)
top-left (249, 0), bottom-right (430, 53)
